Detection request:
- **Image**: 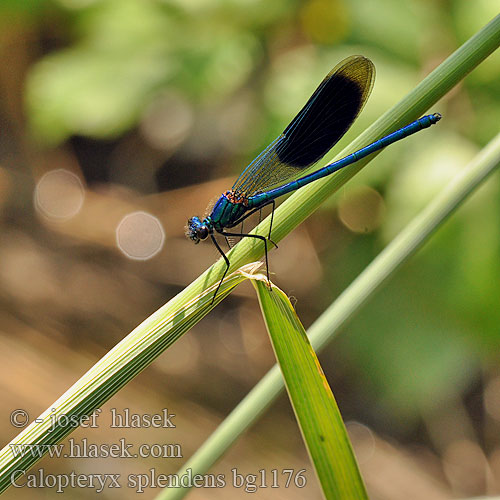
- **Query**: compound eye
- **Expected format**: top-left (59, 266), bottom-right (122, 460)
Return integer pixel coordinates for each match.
top-left (197, 226), bottom-right (209, 240)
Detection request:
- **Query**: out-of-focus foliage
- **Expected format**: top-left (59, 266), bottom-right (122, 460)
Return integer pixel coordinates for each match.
top-left (24, 0), bottom-right (291, 143)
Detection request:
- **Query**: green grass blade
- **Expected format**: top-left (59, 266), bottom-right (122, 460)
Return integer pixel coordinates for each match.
top-left (159, 131), bottom-right (500, 500)
top-left (253, 277), bottom-right (368, 500)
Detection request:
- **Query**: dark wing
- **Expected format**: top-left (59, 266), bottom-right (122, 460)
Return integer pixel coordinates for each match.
top-left (232, 55), bottom-right (375, 197)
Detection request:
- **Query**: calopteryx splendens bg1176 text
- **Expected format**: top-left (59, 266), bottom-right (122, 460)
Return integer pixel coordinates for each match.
top-left (186, 55), bottom-right (441, 301)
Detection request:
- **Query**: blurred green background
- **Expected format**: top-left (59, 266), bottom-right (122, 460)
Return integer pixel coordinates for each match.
top-left (0, 0), bottom-right (499, 498)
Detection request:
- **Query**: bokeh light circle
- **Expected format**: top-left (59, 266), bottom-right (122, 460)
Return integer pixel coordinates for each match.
top-left (116, 211), bottom-right (165, 260)
top-left (34, 169), bottom-right (85, 221)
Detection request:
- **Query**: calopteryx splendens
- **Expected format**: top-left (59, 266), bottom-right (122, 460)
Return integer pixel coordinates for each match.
top-left (186, 55), bottom-right (441, 301)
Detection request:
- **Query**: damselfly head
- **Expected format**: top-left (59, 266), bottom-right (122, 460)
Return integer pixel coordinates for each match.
top-left (186, 216), bottom-right (209, 244)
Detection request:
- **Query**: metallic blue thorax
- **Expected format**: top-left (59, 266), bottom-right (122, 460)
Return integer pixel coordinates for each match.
top-left (208, 192), bottom-right (249, 231)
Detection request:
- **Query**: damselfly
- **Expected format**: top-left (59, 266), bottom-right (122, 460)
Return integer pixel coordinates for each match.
top-left (186, 55), bottom-right (441, 301)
